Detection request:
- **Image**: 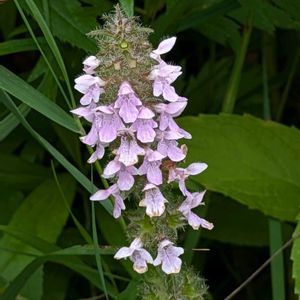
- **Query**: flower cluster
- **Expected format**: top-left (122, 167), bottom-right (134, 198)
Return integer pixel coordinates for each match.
top-left (72, 19), bottom-right (213, 276)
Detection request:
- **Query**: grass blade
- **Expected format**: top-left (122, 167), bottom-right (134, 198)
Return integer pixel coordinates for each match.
top-left (0, 38), bottom-right (45, 55)
top-left (0, 66), bottom-right (79, 133)
top-left (0, 103), bottom-right (30, 141)
top-left (1, 90), bottom-right (113, 215)
top-left (22, 0), bottom-right (76, 107)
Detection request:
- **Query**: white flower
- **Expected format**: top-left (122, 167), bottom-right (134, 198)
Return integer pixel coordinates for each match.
top-left (114, 238), bottom-right (153, 273)
top-left (153, 239), bottom-right (184, 274)
top-left (139, 184), bottom-right (168, 217)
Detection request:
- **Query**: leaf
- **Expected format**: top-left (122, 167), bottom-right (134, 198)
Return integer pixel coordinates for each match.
top-left (291, 217), bottom-right (300, 297)
top-left (202, 193), bottom-right (269, 246)
top-left (48, 0), bottom-right (98, 52)
top-left (1, 90), bottom-right (113, 215)
top-left (0, 103), bottom-right (31, 141)
top-left (0, 38), bottom-right (45, 55)
top-left (119, 0), bottom-right (134, 17)
top-left (0, 174), bottom-right (76, 299)
top-left (0, 225), bottom-right (117, 296)
top-left (230, 0), bottom-right (300, 32)
top-left (196, 16), bottom-right (241, 52)
top-left (0, 153), bottom-right (50, 190)
top-left (0, 190), bottom-right (23, 233)
top-left (177, 0), bottom-right (241, 32)
top-left (178, 114), bottom-right (300, 221)
top-left (0, 66), bottom-right (79, 133)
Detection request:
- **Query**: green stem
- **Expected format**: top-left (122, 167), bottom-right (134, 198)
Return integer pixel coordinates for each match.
top-left (262, 32), bottom-right (285, 300)
top-left (221, 14), bottom-right (253, 113)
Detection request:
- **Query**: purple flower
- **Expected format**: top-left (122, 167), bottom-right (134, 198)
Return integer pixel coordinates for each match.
top-left (71, 103), bottom-right (96, 123)
top-left (83, 56), bottom-right (100, 74)
top-left (90, 184), bottom-right (125, 218)
top-left (87, 142), bottom-right (106, 163)
top-left (155, 99), bottom-right (191, 139)
top-left (168, 163), bottom-right (208, 196)
top-left (139, 184), bottom-right (168, 217)
top-left (103, 157), bottom-right (138, 191)
top-left (116, 135), bottom-right (145, 166)
top-left (114, 81), bottom-right (142, 123)
top-left (178, 191), bottom-right (214, 230)
top-left (114, 238), bottom-right (153, 274)
top-left (74, 74), bottom-right (105, 105)
top-left (81, 106), bottom-right (124, 145)
top-left (149, 62), bottom-right (182, 102)
top-left (153, 239), bottom-right (184, 274)
top-left (131, 118), bottom-right (158, 143)
top-left (150, 37), bottom-right (177, 62)
top-left (156, 131), bottom-right (187, 162)
top-left (138, 150), bottom-right (165, 185)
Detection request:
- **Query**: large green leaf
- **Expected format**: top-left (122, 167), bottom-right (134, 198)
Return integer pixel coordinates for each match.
top-left (47, 0), bottom-right (100, 52)
top-left (291, 217), bottom-right (300, 297)
top-left (178, 114), bottom-right (300, 221)
top-left (0, 66), bottom-right (79, 133)
top-left (0, 153), bottom-right (50, 190)
top-left (0, 174), bottom-right (76, 298)
top-left (231, 0), bottom-right (300, 32)
top-left (202, 194), bottom-right (269, 246)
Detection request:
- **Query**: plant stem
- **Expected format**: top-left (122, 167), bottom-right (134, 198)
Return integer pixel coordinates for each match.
top-left (262, 32), bottom-right (285, 300)
top-left (221, 14), bottom-right (253, 113)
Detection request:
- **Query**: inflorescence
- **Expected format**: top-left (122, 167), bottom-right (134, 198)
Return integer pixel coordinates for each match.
top-left (72, 6), bottom-right (213, 277)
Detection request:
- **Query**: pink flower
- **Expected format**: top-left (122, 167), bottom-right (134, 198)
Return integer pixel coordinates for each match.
top-left (74, 74), bottom-right (105, 105)
top-left (90, 184), bottom-right (125, 218)
top-left (149, 62), bottom-right (182, 102)
top-left (168, 163), bottom-right (208, 196)
top-left (139, 184), bottom-right (168, 217)
top-left (114, 238), bottom-right (153, 274)
top-left (150, 37), bottom-right (177, 62)
top-left (178, 191), bottom-right (214, 230)
top-left (81, 106), bottom-right (124, 145)
top-left (83, 56), bottom-right (100, 74)
top-left (138, 150), bottom-right (165, 185)
top-left (156, 131), bottom-right (187, 162)
top-left (131, 118), bottom-right (158, 143)
top-left (87, 142), bottom-right (106, 163)
top-left (114, 81), bottom-right (142, 123)
top-left (153, 239), bottom-right (184, 274)
top-left (71, 103), bottom-right (96, 122)
top-left (116, 136), bottom-right (145, 166)
top-left (155, 99), bottom-right (191, 139)
top-left (103, 157), bottom-right (138, 191)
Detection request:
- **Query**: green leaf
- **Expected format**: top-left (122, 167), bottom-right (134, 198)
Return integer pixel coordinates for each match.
top-left (1, 90), bottom-right (113, 215)
top-left (196, 16), bottom-right (241, 53)
top-left (0, 66), bottom-right (79, 133)
top-left (291, 217), bottom-right (300, 297)
top-left (48, 0), bottom-right (98, 52)
top-left (0, 174), bottom-right (76, 299)
top-left (202, 194), bottom-right (269, 246)
top-left (178, 114), bottom-right (300, 221)
top-left (0, 103), bottom-right (31, 141)
top-left (0, 38), bottom-right (45, 55)
top-left (119, 0), bottom-right (134, 17)
top-left (0, 153), bottom-right (50, 190)
top-left (0, 190), bottom-right (23, 231)
top-left (231, 0), bottom-right (300, 32)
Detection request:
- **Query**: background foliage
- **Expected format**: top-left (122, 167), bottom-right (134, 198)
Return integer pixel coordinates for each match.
top-left (1, 0), bottom-right (300, 299)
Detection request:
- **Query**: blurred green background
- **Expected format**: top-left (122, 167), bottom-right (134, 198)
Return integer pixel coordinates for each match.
top-left (1, 0), bottom-right (300, 299)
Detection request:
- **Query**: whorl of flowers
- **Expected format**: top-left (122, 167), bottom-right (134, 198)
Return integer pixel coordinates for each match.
top-left (72, 6), bottom-right (213, 288)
